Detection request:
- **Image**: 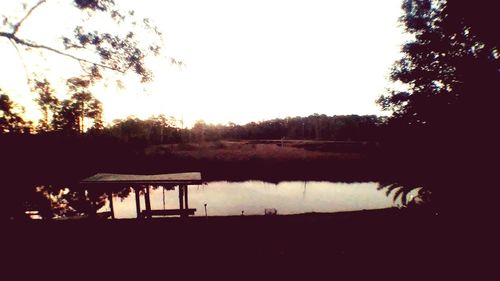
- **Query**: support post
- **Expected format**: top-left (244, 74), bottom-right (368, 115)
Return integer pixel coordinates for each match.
top-left (88, 190), bottom-right (97, 218)
top-left (83, 188), bottom-right (90, 217)
top-left (178, 185), bottom-right (184, 216)
top-left (184, 185), bottom-right (189, 210)
top-left (134, 187), bottom-right (141, 219)
top-left (107, 191), bottom-right (115, 219)
top-left (145, 185), bottom-right (152, 218)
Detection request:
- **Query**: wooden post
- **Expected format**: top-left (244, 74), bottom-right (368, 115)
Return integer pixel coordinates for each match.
top-left (134, 187), bottom-right (141, 219)
top-left (178, 185), bottom-right (184, 215)
top-left (184, 185), bottom-right (189, 210)
top-left (145, 185), bottom-right (152, 218)
top-left (107, 191), bottom-right (115, 219)
top-left (83, 188), bottom-right (90, 216)
top-left (90, 199), bottom-right (95, 218)
top-left (88, 190), bottom-right (97, 218)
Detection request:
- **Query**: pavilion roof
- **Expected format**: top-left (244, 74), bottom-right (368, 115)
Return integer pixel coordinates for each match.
top-left (80, 172), bottom-right (202, 185)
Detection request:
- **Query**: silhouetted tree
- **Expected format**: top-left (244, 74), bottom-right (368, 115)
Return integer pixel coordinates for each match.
top-left (378, 0), bottom-right (498, 129)
top-left (105, 115), bottom-right (180, 145)
top-left (0, 90), bottom-right (31, 133)
top-left (377, 0), bottom-right (499, 214)
top-left (107, 116), bottom-right (146, 144)
top-left (192, 120), bottom-right (207, 142)
top-left (33, 79), bottom-right (59, 132)
top-left (50, 77), bottom-right (103, 133)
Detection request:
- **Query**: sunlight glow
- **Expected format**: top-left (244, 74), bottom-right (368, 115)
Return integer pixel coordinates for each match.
top-left (0, 0), bottom-right (406, 127)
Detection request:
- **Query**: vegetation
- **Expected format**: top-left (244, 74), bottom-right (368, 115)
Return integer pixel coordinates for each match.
top-left (1, 0), bottom-right (165, 84)
top-left (377, 0), bottom-right (499, 215)
top-left (1, 0), bottom-right (498, 219)
top-left (0, 1), bottom-right (165, 219)
top-left (0, 110), bottom-right (384, 219)
top-left (2, 2), bottom-right (496, 279)
top-left (0, 90), bottom-right (32, 133)
top-left (103, 114), bottom-right (384, 146)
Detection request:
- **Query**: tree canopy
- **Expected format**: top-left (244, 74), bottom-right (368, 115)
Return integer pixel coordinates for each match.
top-left (378, 0), bottom-right (499, 213)
top-left (0, 90), bottom-right (31, 133)
top-left (104, 114), bottom-right (384, 146)
top-left (379, 0), bottom-right (498, 130)
top-left (0, 0), bottom-right (164, 84)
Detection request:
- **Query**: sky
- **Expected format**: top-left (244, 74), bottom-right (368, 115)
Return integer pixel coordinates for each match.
top-left (0, 0), bottom-right (407, 128)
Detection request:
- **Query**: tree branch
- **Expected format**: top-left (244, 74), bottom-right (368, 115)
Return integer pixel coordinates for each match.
top-left (8, 39), bottom-right (31, 84)
top-left (0, 31), bottom-right (125, 73)
top-left (13, 0), bottom-right (47, 34)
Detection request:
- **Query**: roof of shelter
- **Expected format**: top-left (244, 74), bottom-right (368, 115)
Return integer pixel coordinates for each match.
top-left (80, 172), bottom-right (202, 185)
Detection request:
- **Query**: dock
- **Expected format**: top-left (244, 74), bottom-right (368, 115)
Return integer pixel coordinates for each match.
top-left (80, 172), bottom-right (202, 219)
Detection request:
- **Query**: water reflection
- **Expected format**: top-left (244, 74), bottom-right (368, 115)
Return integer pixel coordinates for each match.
top-left (99, 181), bottom-right (401, 218)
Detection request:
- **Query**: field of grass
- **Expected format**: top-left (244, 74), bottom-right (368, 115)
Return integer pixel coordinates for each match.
top-left (144, 140), bottom-right (371, 161)
top-left (135, 140), bottom-right (382, 181)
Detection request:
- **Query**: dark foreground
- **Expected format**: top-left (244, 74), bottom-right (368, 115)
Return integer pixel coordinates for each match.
top-left (3, 208), bottom-right (495, 279)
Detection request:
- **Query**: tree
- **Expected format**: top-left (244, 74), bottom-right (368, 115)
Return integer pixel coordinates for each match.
top-left (33, 79), bottom-right (59, 132)
top-left (147, 114), bottom-right (177, 144)
top-left (52, 76), bottom-right (103, 133)
top-left (377, 0), bottom-right (499, 213)
top-left (0, 90), bottom-right (31, 133)
top-left (1, 0), bottom-right (165, 84)
top-left (192, 120), bottom-right (207, 142)
top-left (87, 98), bottom-right (103, 131)
top-left (53, 99), bottom-right (79, 132)
top-left (378, 0), bottom-right (498, 129)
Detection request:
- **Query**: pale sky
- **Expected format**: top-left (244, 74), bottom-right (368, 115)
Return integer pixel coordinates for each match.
top-left (0, 0), bottom-right (406, 127)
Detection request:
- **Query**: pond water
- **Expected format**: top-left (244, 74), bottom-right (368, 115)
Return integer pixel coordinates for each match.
top-left (99, 181), bottom-right (402, 218)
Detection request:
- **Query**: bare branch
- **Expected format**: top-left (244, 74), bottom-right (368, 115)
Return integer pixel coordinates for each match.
top-left (0, 31), bottom-right (125, 73)
top-left (8, 39), bottom-right (31, 84)
top-left (12, 0), bottom-right (47, 34)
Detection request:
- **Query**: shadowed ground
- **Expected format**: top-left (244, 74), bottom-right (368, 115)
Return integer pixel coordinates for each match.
top-left (4, 208), bottom-right (492, 279)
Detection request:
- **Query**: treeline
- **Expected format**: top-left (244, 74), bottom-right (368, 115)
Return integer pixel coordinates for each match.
top-left (102, 114), bottom-right (386, 146)
top-left (191, 114), bottom-right (384, 142)
top-left (2, 80), bottom-right (385, 145)
top-left (2, 74), bottom-right (386, 145)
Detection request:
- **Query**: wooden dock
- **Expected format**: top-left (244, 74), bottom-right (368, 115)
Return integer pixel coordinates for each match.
top-left (80, 172), bottom-right (202, 219)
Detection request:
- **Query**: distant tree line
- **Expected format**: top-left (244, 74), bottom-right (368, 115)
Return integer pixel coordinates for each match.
top-left (2, 85), bottom-right (386, 144)
top-left (189, 115), bottom-right (385, 143)
top-left (100, 114), bottom-right (385, 146)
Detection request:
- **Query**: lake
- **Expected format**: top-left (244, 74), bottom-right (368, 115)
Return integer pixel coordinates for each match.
top-left (99, 181), bottom-right (403, 218)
